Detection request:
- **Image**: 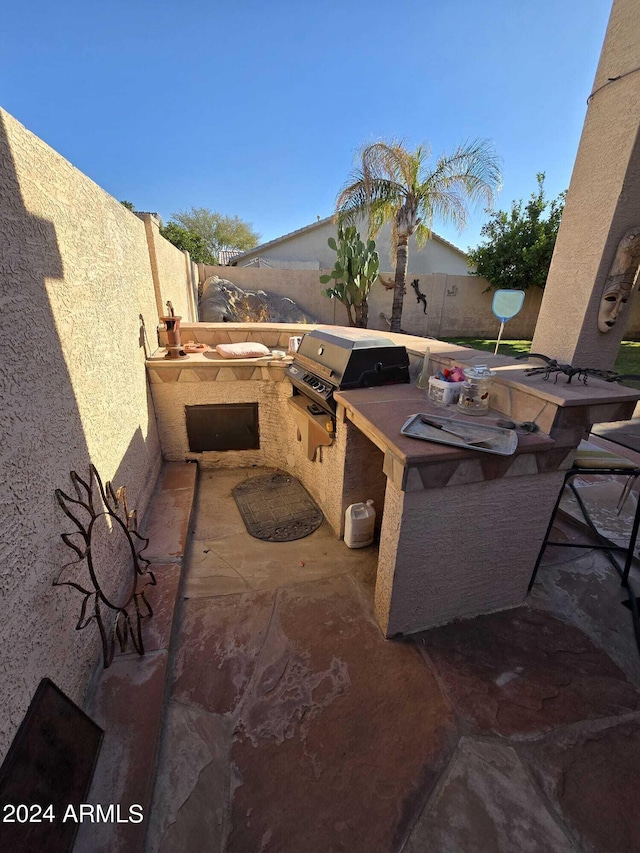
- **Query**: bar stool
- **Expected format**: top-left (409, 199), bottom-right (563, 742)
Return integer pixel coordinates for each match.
top-left (529, 441), bottom-right (640, 654)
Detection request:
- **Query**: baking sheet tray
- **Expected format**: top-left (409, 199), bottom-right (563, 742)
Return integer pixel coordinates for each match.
top-left (401, 413), bottom-right (518, 456)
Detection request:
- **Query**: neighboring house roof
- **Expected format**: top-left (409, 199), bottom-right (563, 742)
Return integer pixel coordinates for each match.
top-left (230, 215), bottom-right (469, 265)
top-left (218, 249), bottom-right (242, 265)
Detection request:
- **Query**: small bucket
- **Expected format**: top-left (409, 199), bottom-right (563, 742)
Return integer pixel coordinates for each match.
top-left (428, 376), bottom-right (462, 406)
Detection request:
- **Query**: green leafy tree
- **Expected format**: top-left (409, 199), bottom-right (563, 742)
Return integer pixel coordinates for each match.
top-left (171, 206), bottom-right (260, 259)
top-left (159, 222), bottom-right (217, 264)
top-left (468, 173), bottom-right (565, 291)
top-left (320, 225), bottom-right (380, 327)
top-left (335, 139), bottom-right (502, 332)
top-left (120, 200), bottom-right (135, 211)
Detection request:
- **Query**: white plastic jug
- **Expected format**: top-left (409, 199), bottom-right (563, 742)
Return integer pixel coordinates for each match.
top-left (344, 500), bottom-right (376, 548)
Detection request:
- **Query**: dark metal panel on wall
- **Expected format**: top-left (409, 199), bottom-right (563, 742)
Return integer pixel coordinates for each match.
top-left (0, 679), bottom-right (104, 853)
top-left (185, 403), bottom-right (260, 452)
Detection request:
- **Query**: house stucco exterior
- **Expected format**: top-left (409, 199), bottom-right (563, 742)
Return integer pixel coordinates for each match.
top-left (231, 215), bottom-right (472, 276)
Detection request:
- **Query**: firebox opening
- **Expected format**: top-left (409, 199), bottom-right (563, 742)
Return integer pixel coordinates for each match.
top-left (185, 403), bottom-right (260, 452)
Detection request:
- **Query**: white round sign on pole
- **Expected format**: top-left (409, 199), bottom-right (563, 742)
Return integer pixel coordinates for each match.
top-left (491, 290), bottom-right (525, 353)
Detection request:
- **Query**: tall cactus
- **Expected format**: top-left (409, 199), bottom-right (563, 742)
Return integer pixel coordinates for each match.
top-left (320, 225), bottom-right (380, 327)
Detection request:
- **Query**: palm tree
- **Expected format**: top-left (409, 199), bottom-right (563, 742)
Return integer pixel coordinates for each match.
top-left (335, 139), bottom-right (502, 332)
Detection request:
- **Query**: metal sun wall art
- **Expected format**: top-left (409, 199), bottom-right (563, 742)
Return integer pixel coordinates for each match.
top-left (54, 466), bottom-right (155, 668)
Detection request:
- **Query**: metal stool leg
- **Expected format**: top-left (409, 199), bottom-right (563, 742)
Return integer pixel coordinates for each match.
top-left (528, 469), bottom-right (573, 592)
top-left (551, 467), bottom-right (640, 657)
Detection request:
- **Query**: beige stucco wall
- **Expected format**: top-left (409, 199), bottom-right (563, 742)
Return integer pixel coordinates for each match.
top-left (200, 265), bottom-right (544, 338)
top-left (376, 470), bottom-right (567, 636)
top-left (532, 0), bottom-right (640, 364)
top-left (625, 289), bottom-right (640, 338)
top-left (232, 215), bottom-right (471, 276)
top-left (367, 273), bottom-right (544, 339)
top-left (0, 108), bottom-right (186, 761)
top-left (141, 214), bottom-right (197, 321)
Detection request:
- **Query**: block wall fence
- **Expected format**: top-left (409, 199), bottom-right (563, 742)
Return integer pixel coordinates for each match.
top-left (200, 255), bottom-right (640, 341)
top-left (0, 107), bottom-right (196, 761)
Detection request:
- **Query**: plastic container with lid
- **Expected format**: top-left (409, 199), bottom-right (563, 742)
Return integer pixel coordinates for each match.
top-left (428, 375), bottom-right (462, 406)
top-left (344, 500), bottom-right (376, 548)
top-left (456, 365), bottom-right (495, 416)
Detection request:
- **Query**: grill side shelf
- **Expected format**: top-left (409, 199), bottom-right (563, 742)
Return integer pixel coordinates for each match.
top-left (287, 393), bottom-right (335, 461)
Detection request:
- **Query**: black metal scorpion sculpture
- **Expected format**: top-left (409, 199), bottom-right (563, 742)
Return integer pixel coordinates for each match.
top-left (516, 353), bottom-right (640, 386)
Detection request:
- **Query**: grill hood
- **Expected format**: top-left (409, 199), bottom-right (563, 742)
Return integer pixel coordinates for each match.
top-left (286, 328), bottom-right (410, 412)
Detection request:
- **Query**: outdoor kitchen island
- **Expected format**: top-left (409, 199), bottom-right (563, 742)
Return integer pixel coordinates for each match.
top-left (334, 384), bottom-right (576, 637)
top-left (148, 323), bottom-right (640, 639)
top-left (333, 341), bottom-right (640, 634)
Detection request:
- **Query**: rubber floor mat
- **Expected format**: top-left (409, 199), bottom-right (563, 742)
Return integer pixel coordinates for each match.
top-left (232, 471), bottom-right (324, 541)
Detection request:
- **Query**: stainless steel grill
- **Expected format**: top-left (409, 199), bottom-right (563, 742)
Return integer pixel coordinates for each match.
top-left (286, 329), bottom-right (410, 415)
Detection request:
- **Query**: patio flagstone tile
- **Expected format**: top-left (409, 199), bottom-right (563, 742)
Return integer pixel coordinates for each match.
top-left (207, 523), bottom-right (376, 591)
top-left (182, 543), bottom-right (249, 598)
top-left (126, 562), bottom-right (181, 654)
top-left (159, 461), bottom-right (197, 492)
top-left (170, 590), bottom-right (277, 715)
top-left (527, 524), bottom-right (640, 687)
top-left (145, 700), bottom-right (234, 853)
top-left (138, 464), bottom-right (640, 851)
top-left (189, 468), bottom-right (257, 540)
top-left (404, 738), bottom-right (575, 853)
top-left (75, 650), bottom-right (168, 853)
top-left (182, 572), bottom-right (249, 598)
top-left (518, 716), bottom-right (640, 853)
top-left (141, 487), bottom-right (194, 561)
top-left (186, 541), bottom-right (236, 575)
top-left (226, 575), bottom-right (458, 853)
top-left (416, 607), bottom-right (640, 737)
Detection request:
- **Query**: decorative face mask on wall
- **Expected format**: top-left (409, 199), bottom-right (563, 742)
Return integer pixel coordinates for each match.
top-left (598, 228), bottom-right (640, 332)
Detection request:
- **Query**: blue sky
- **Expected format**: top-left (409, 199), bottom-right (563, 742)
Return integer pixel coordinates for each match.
top-left (2, 0), bottom-right (611, 252)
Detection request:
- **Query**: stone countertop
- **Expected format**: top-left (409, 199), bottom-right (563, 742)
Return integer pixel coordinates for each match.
top-left (334, 385), bottom-right (557, 467)
top-left (465, 362), bottom-right (640, 408)
top-left (419, 345), bottom-right (640, 409)
top-left (147, 348), bottom-right (294, 368)
top-left (150, 327), bottom-right (640, 409)
top-left (370, 332), bottom-right (640, 409)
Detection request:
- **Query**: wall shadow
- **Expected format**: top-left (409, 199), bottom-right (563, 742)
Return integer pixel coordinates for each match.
top-left (0, 111), bottom-right (161, 763)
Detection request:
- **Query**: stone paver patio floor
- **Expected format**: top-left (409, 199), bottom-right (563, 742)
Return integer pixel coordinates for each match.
top-left (145, 468), bottom-right (640, 853)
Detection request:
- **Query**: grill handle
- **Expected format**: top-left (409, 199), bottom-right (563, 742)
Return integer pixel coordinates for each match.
top-left (291, 352), bottom-right (334, 380)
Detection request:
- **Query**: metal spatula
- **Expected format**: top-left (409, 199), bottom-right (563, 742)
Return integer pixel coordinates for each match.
top-left (420, 416), bottom-right (494, 446)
